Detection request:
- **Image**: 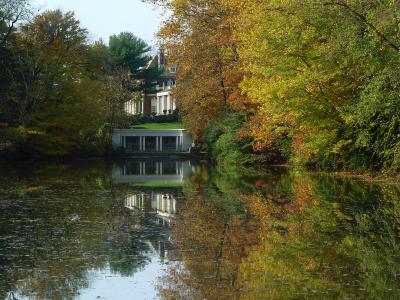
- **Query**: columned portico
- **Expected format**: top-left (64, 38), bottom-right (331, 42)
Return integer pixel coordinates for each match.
top-left (139, 136), bottom-right (146, 152)
top-left (113, 129), bottom-right (192, 153)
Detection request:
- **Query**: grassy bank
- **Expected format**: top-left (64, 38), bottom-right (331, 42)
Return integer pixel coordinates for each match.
top-left (131, 122), bottom-right (183, 129)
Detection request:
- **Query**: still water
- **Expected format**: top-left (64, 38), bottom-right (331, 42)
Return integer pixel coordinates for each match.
top-left (1, 159), bottom-right (400, 299)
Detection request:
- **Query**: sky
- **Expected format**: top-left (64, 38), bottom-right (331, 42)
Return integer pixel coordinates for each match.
top-left (32, 0), bottom-right (164, 47)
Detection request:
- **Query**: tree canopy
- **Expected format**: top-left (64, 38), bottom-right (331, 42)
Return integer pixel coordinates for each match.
top-left (109, 31), bottom-right (151, 73)
top-left (0, 4), bottom-right (154, 158)
top-left (150, 0), bottom-right (400, 172)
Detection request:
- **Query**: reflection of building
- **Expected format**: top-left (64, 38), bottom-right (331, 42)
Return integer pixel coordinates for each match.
top-left (112, 160), bottom-right (193, 184)
top-left (125, 191), bottom-right (178, 260)
top-left (112, 128), bottom-right (192, 153)
top-left (114, 159), bottom-right (192, 260)
top-left (126, 193), bottom-right (176, 225)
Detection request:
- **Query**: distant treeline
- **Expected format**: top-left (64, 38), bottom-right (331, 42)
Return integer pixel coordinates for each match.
top-left (149, 0), bottom-right (400, 172)
top-left (0, 0), bottom-right (158, 158)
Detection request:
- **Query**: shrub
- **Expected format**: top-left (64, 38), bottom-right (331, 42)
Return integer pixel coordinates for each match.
top-left (202, 111), bottom-right (253, 165)
top-left (126, 109), bottom-right (179, 126)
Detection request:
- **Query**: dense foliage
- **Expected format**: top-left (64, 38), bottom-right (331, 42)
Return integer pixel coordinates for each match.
top-left (0, 2), bottom-right (152, 158)
top-left (150, 0), bottom-right (400, 172)
top-left (127, 108), bottom-right (180, 126)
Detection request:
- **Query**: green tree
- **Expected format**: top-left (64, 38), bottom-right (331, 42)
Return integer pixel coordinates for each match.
top-left (238, 0), bottom-right (400, 171)
top-left (2, 10), bottom-right (106, 157)
top-left (13, 9), bottom-right (89, 125)
top-left (108, 32), bottom-right (151, 74)
top-left (0, 0), bottom-right (31, 124)
top-left (0, 0), bottom-right (30, 46)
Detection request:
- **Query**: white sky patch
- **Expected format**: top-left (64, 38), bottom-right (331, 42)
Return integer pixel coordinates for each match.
top-left (32, 0), bottom-right (165, 48)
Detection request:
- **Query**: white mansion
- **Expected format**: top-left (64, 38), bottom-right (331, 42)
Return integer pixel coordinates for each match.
top-left (124, 50), bottom-right (177, 116)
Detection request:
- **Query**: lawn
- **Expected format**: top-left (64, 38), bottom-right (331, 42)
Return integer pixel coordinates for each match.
top-left (129, 181), bottom-right (184, 188)
top-left (131, 122), bottom-right (183, 129)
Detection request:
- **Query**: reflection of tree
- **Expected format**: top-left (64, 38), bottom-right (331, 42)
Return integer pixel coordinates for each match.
top-left (159, 166), bottom-right (261, 299)
top-left (105, 197), bottom-right (172, 277)
top-left (240, 174), bottom-right (400, 299)
top-left (0, 161), bottom-right (172, 299)
top-left (160, 166), bottom-right (400, 299)
top-left (2, 162), bottom-right (400, 299)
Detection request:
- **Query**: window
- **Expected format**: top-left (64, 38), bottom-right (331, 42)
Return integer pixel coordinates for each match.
top-left (151, 97), bottom-right (157, 113)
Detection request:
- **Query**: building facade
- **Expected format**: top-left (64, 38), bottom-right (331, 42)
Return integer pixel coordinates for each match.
top-left (112, 128), bottom-right (192, 153)
top-left (125, 50), bottom-right (177, 116)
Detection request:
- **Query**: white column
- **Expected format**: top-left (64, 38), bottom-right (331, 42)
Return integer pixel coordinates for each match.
top-left (143, 136), bottom-right (146, 152)
top-left (160, 137), bottom-right (163, 152)
top-left (176, 136), bottom-right (179, 152)
top-left (156, 136), bottom-right (159, 152)
top-left (139, 136), bottom-right (142, 151)
top-left (167, 95), bottom-right (170, 112)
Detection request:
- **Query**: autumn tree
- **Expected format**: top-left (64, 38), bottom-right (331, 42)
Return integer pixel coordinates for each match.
top-left (238, 0), bottom-right (400, 170)
top-left (147, 0), bottom-right (247, 139)
top-left (152, 0), bottom-right (400, 171)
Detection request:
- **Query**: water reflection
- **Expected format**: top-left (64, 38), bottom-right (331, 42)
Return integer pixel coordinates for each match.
top-left (1, 160), bottom-right (400, 299)
top-left (159, 167), bottom-right (400, 299)
top-left (0, 159), bottom-right (191, 300)
top-left (113, 159), bottom-right (193, 184)
top-left (126, 193), bottom-right (176, 225)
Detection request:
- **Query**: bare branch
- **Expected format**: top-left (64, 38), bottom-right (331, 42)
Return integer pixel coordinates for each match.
top-left (0, 12), bottom-right (21, 46)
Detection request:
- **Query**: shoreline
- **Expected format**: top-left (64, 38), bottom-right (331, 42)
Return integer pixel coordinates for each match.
top-left (1, 155), bottom-right (399, 185)
top-left (260, 163), bottom-right (400, 185)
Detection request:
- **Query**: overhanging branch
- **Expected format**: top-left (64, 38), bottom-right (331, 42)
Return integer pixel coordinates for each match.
top-left (324, 1), bottom-right (400, 52)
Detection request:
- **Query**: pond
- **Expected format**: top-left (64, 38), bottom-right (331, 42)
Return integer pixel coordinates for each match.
top-left (1, 159), bottom-right (400, 299)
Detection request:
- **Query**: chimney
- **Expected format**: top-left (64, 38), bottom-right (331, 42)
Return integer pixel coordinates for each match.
top-left (158, 48), bottom-right (166, 69)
